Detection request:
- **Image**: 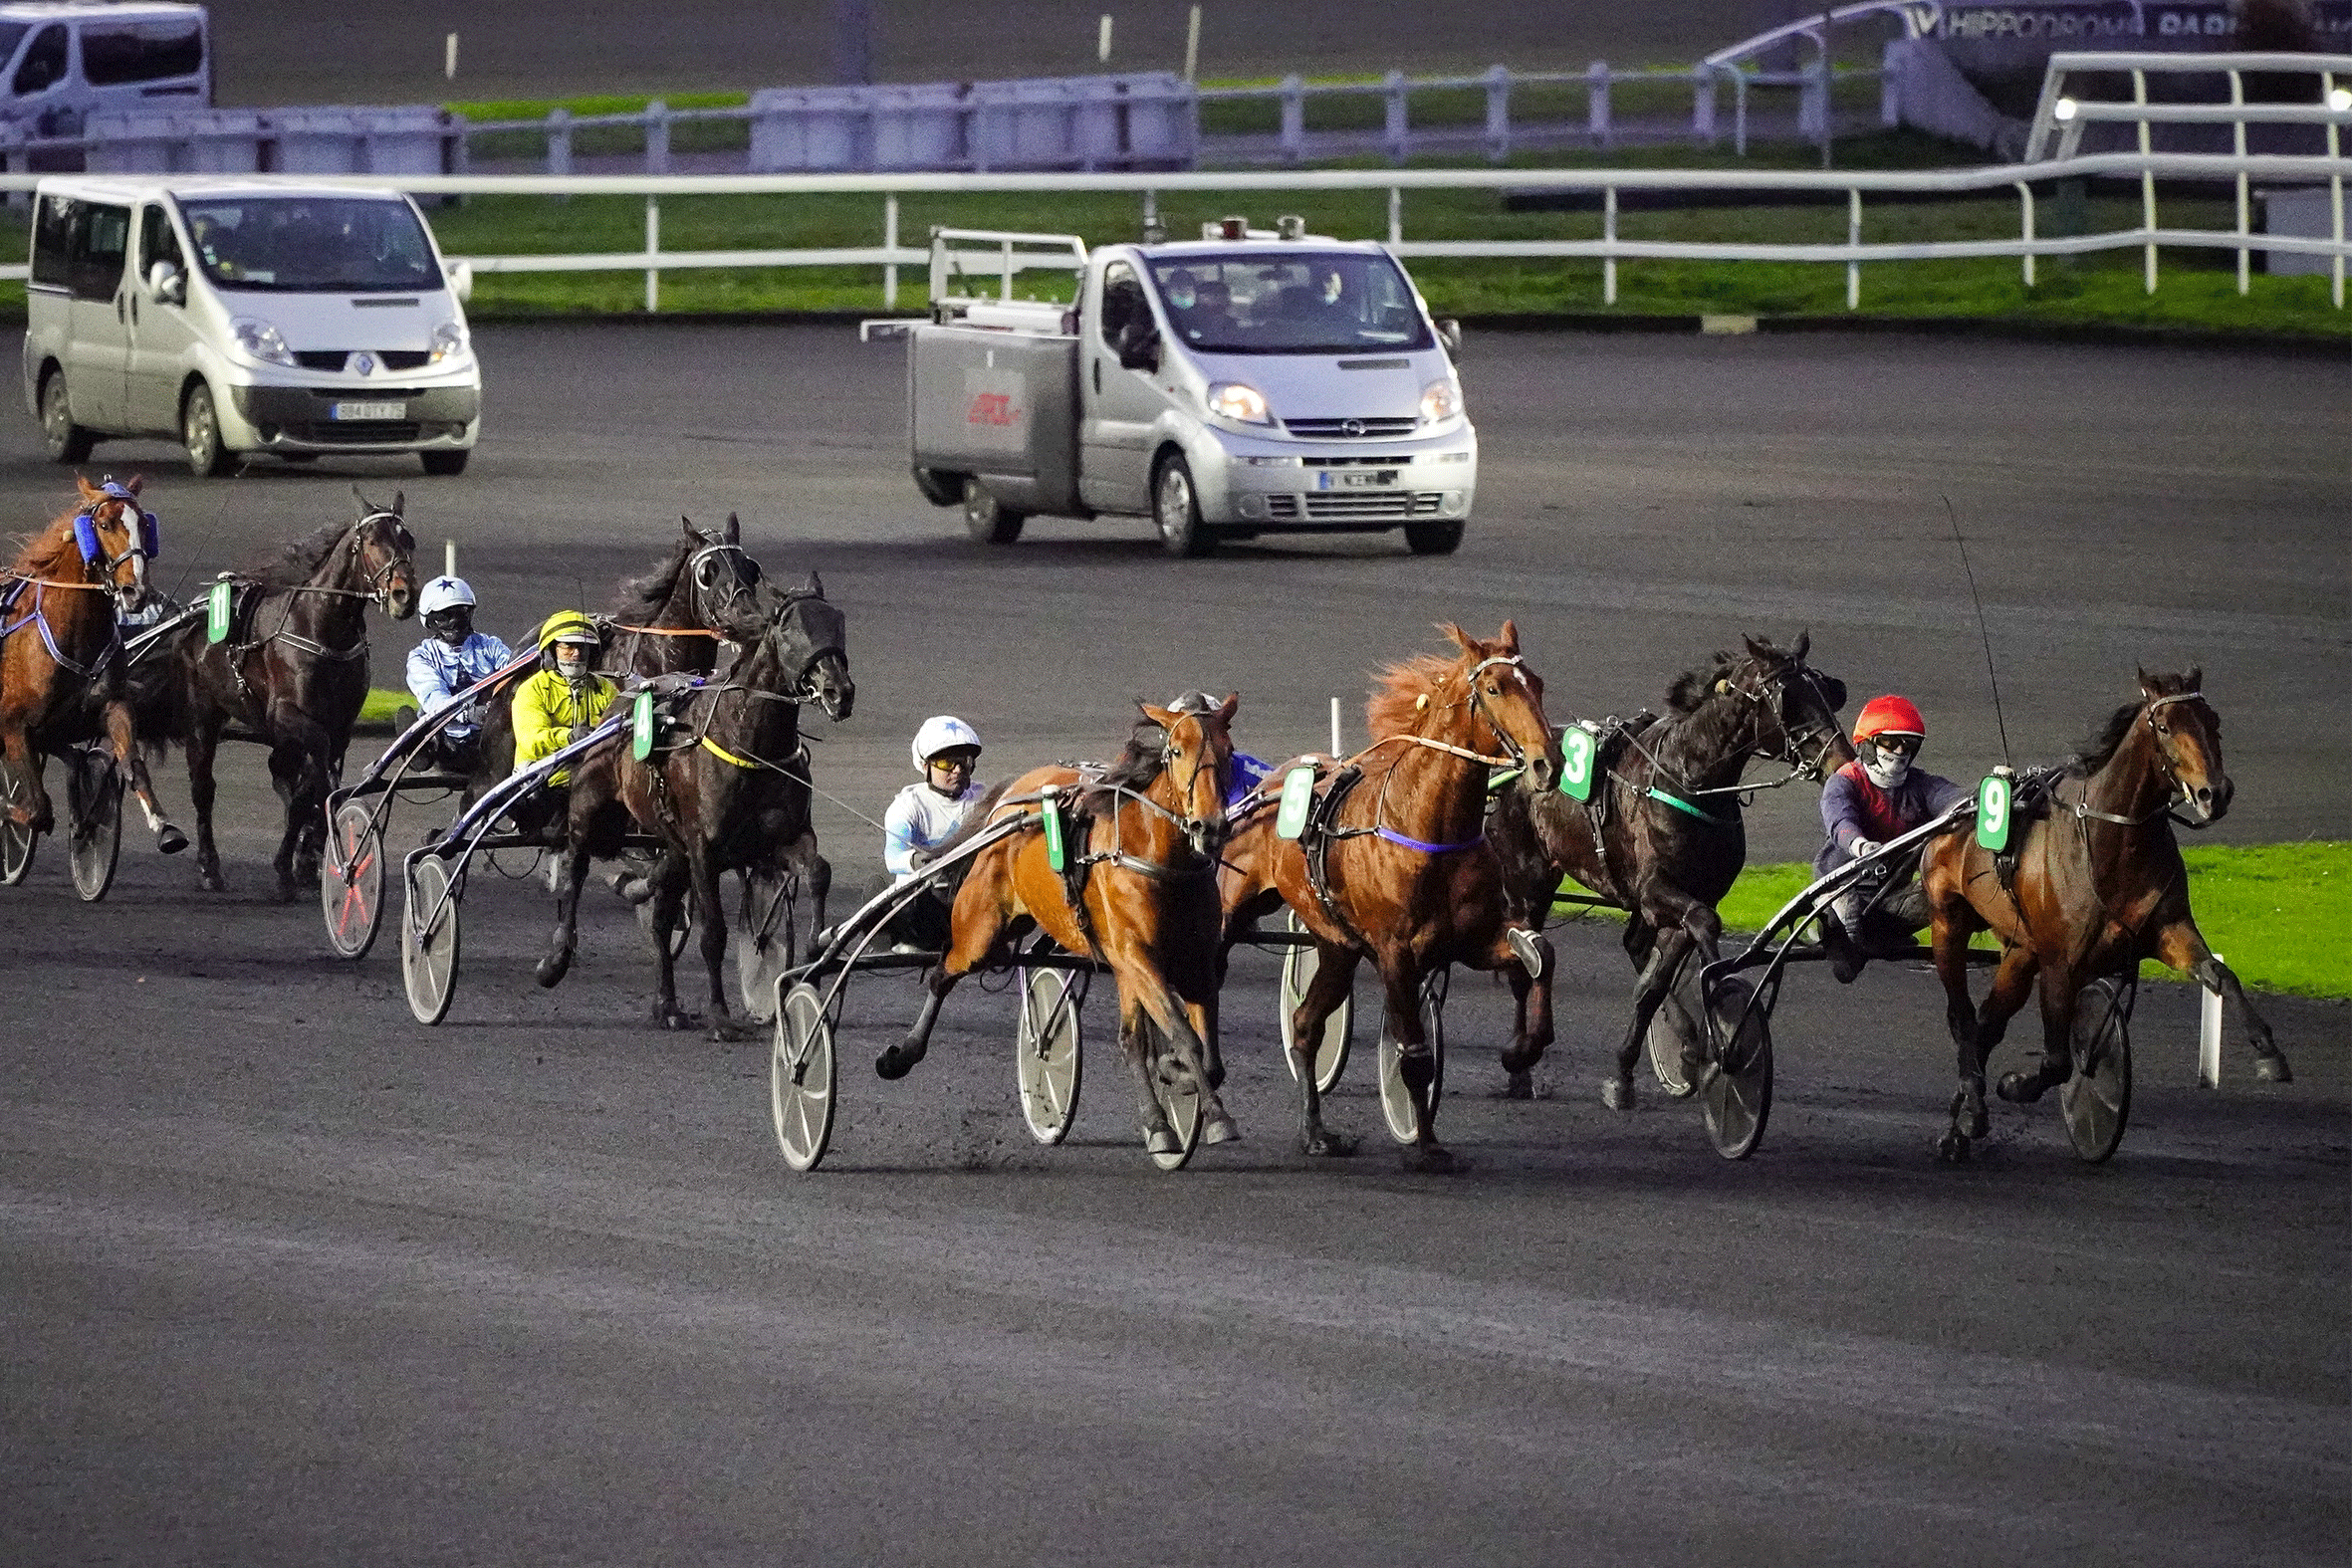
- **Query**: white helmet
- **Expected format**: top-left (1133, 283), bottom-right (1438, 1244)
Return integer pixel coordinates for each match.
top-left (418, 575), bottom-right (475, 617)
top-left (912, 715), bottom-right (981, 769)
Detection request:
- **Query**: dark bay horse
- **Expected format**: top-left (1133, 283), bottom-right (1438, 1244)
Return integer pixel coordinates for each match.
top-left (1922, 669), bottom-right (2289, 1162)
top-left (1489, 633), bottom-right (1852, 1106)
top-left (1219, 622), bottom-right (1558, 1171)
top-left (143, 492), bottom-right (417, 898)
top-left (548, 574), bottom-right (852, 1034)
top-left (877, 698), bottom-right (1244, 1159)
top-left (1, 476), bottom-right (185, 855)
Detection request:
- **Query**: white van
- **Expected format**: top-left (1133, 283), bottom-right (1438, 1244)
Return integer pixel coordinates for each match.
top-left (23, 175), bottom-right (481, 476)
top-left (0, 2), bottom-right (208, 143)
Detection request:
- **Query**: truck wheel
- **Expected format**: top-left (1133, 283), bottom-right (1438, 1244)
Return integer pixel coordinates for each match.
top-left (962, 478), bottom-right (1024, 543)
top-left (914, 467), bottom-right (964, 507)
top-left (1404, 520), bottom-right (1465, 557)
top-left (1152, 454), bottom-right (1217, 559)
top-left (181, 382), bottom-right (234, 478)
top-left (40, 370), bottom-right (95, 465)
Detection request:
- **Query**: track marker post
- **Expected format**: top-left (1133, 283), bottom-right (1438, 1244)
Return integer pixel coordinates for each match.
top-left (1329, 696), bottom-right (1341, 757)
top-left (2200, 955), bottom-right (2224, 1088)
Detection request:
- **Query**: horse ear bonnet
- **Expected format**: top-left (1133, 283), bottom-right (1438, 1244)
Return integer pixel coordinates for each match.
top-left (138, 511), bottom-right (160, 560)
top-left (72, 512), bottom-right (101, 561)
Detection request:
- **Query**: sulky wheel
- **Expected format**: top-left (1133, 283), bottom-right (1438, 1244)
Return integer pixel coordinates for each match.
top-left (322, 798), bottom-right (386, 959)
top-left (0, 760), bottom-right (40, 886)
top-left (1376, 969), bottom-right (1450, 1146)
top-left (65, 746), bottom-right (121, 904)
top-left (401, 856), bottom-right (462, 1025)
top-left (1015, 965), bottom-right (1084, 1146)
top-left (1644, 961), bottom-right (1704, 1101)
top-left (734, 870), bottom-right (797, 1022)
top-left (772, 982), bottom-right (838, 1172)
top-left (1278, 910), bottom-right (1352, 1093)
top-left (1698, 975), bottom-right (1773, 1160)
top-left (2060, 977), bottom-right (2134, 1164)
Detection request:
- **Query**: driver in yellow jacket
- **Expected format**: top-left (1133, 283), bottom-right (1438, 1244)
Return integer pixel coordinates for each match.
top-left (511, 610), bottom-right (618, 787)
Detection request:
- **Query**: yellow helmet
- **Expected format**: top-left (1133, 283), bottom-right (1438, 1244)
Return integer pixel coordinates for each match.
top-left (536, 610), bottom-right (600, 652)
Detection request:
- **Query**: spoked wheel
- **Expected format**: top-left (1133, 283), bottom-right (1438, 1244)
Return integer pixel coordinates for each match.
top-left (2060, 977), bottom-right (2134, 1164)
top-left (1015, 965), bottom-right (1084, 1145)
top-left (65, 747), bottom-right (121, 903)
top-left (1698, 975), bottom-right (1773, 1160)
top-left (1377, 968), bottom-right (1449, 1146)
top-left (401, 856), bottom-right (462, 1025)
top-left (734, 871), bottom-right (798, 1022)
top-left (1144, 1019), bottom-right (1206, 1172)
top-left (322, 798), bottom-right (386, 959)
top-left (772, 982), bottom-right (838, 1172)
top-left (1278, 910), bottom-right (1352, 1093)
top-left (0, 760), bottom-right (40, 886)
top-left (1645, 960), bottom-right (1704, 1101)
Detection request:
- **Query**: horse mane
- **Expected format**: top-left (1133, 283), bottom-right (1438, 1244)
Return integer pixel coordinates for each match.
top-left (1091, 718), bottom-right (1169, 796)
top-left (612, 535), bottom-right (696, 619)
top-left (247, 519), bottom-right (352, 587)
top-left (1365, 651), bottom-right (1459, 739)
top-left (2074, 670), bottom-right (2198, 775)
top-left (1663, 636), bottom-right (1801, 715)
top-left (10, 511), bottom-right (82, 576)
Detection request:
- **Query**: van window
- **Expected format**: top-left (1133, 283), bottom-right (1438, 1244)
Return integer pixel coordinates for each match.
top-left (69, 202), bottom-right (131, 301)
top-left (178, 196), bottom-right (440, 293)
top-left (82, 20), bottom-right (204, 86)
top-left (12, 23), bottom-right (65, 95)
top-left (139, 204), bottom-right (184, 284)
top-left (1098, 260), bottom-right (1145, 349)
top-left (30, 192), bottom-right (76, 288)
top-left (1148, 252), bottom-right (1435, 355)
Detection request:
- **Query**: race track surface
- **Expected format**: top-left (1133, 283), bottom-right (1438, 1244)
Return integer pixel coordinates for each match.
top-left (2, 326), bottom-right (2345, 1565)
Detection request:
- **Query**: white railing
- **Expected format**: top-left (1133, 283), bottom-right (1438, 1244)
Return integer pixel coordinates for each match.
top-left (2, 151), bottom-right (2341, 311)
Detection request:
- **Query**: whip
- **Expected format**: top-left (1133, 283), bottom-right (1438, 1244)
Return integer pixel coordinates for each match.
top-left (1944, 495), bottom-right (2013, 771)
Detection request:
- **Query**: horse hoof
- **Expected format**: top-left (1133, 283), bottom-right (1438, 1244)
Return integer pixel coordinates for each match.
top-left (534, 953), bottom-right (572, 990)
top-left (658, 1008), bottom-right (695, 1031)
top-left (1937, 1130), bottom-right (1973, 1164)
top-left (1400, 1144), bottom-right (1458, 1175)
top-left (1203, 1116), bottom-right (1240, 1146)
top-left (1965, 1104), bottom-right (1990, 1139)
top-left (199, 870), bottom-right (226, 893)
top-left (1601, 1076), bottom-right (1636, 1114)
top-left (1496, 1071), bottom-right (1533, 1100)
top-left (1301, 1130), bottom-right (1358, 1158)
top-left (156, 825), bottom-right (188, 855)
top-left (1145, 1127), bottom-right (1180, 1156)
top-left (874, 1044), bottom-right (921, 1081)
top-left (2255, 1051), bottom-right (2293, 1084)
top-left (1996, 1071), bottom-right (2045, 1105)
top-left (608, 871), bottom-right (653, 906)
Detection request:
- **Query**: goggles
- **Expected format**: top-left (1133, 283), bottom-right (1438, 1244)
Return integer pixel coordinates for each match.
top-left (926, 751), bottom-right (977, 770)
top-left (1868, 734), bottom-right (1921, 757)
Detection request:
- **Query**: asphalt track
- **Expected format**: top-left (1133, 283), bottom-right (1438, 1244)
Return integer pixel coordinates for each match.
top-left (2, 325), bottom-right (2346, 1566)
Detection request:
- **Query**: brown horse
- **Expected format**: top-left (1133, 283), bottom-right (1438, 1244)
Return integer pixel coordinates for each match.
top-left (142, 493), bottom-right (418, 898)
top-left (0, 476), bottom-right (185, 857)
top-left (1922, 669), bottom-right (2289, 1162)
top-left (1219, 622), bottom-right (1557, 1171)
top-left (875, 697), bottom-right (1243, 1159)
top-left (1488, 634), bottom-right (1853, 1106)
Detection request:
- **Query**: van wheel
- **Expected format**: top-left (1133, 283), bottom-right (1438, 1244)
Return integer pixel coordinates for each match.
top-left (962, 478), bottom-right (1024, 544)
top-left (1152, 454), bottom-right (1216, 559)
top-left (181, 382), bottom-right (233, 478)
top-left (40, 371), bottom-right (94, 464)
top-left (420, 450), bottom-right (469, 476)
top-left (913, 467), bottom-right (964, 507)
top-left (1404, 520), bottom-right (1465, 556)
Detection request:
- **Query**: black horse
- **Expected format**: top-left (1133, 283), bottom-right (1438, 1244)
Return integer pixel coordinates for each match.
top-left (1486, 633), bottom-right (1852, 1106)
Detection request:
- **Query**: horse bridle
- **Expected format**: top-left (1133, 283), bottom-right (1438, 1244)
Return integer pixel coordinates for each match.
top-left (279, 512), bottom-right (414, 611)
top-left (687, 543), bottom-right (761, 624)
top-left (1442, 652), bottom-right (1539, 771)
top-left (1729, 659), bottom-right (1847, 783)
top-left (2071, 691), bottom-right (2219, 830)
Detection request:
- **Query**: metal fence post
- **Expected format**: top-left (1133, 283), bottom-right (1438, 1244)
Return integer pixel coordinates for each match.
top-left (1587, 61), bottom-right (1611, 150)
top-left (1693, 66), bottom-right (1717, 145)
top-left (1280, 75), bottom-right (1304, 164)
top-left (547, 106), bottom-right (572, 177)
top-left (1388, 185), bottom-right (1402, 246)
top-left (645, 195), bottom-right (659, 313)
top-left (646, 99), bottom-right (671, 176)
top-left (2137, 69), bottom-right (2158, 294)
top-left (1484, 65), bottom-right (1511, 163)
top-left (1734, 70), bottom-right (1750, 157)
top-left (1603, 184), bottom-right (1617, 306)
top-left (1383, 71), bottom-right (1408, 164)
top-left (884, 193), bottom-right (899, 309)
top-left (2232, 70), bottom-right (2249, 295)
top-left (2330, 71), bottom-right (2346, 309)
top-left (1847, 187), bottom-right (1862, 309)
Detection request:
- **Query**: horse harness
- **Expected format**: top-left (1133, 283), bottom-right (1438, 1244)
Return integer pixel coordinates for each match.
top-left (211, 512), bottom-right (411, 696)
top-left (0, 488), bottom-right (161, 681)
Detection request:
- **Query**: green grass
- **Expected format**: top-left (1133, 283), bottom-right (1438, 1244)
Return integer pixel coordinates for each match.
top-left (358, 688), bottom-right (410, 726)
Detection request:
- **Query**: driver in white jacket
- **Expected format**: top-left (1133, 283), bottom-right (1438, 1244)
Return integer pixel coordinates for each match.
top-left (859, 716), bottom-right (989, 951)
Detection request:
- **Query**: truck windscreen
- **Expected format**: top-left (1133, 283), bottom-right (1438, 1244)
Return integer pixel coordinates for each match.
top-left (1148, 252), bottom-right (1433, 355)
top-left (176, 197), bottom-right (441, 293)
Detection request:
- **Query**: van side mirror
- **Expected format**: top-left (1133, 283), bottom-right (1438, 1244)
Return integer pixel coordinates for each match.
top-left (147, 260), bottom-right (184, 306)
top-left (1116, 325), bottom-right (1160, 373)
top-left (1436, 318), bottom-right (1464, 361)
top-left (445, 260), bottom-right (474, 304)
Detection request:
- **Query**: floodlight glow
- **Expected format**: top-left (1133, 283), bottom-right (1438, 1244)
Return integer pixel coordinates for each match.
top-left (2328, 87), bottom-right (2351, 112)
top-left (2052, 97), bottom-right (2079, 122)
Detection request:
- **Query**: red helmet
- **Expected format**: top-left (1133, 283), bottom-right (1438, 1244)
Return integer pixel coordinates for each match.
top-left (1852, 694), bottom-right (1926, 743)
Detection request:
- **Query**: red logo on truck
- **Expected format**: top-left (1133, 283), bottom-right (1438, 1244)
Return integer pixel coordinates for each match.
top-left (967, 392), bottom-right (1021, 426)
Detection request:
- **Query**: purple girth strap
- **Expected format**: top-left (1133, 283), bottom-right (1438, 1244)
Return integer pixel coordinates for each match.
top-left (1375, 824), bottom-right (1485, 854)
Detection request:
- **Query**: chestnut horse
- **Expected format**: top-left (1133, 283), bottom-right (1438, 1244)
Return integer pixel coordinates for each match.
top-left (1488, 634), bottom-right (1852, 1106)
top-left (0, 476), bottom-right (185, 857)
top-left (142, 492), bottom-right (417, 898)
top-left (1219, 623), bottom-right (1557, 1171)
top-left (875, 698), bottom-right (1242, 1159)
top-left (1922, 668), bottom-right (2289, 1161)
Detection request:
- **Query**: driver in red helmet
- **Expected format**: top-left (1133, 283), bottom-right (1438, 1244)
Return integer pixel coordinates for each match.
top-left (1815, 694), bottom-right (1967, 983)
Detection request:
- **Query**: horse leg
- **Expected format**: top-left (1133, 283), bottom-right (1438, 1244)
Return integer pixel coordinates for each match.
top-left (275, 712), bottom-right (333, 891)
top-left (1125, 961), bottom-right (1239, 1148)
top-left (263, 740), bottom-right (309, 902)
top-left (644, 863), bottom-right (695, 1030)
top-left (876, 870), bottom-right (1000, 1080)
top-left (1604, 927), bottom-right (1696, 1114)
top-left (535, 838), bottom-right (593, 990)
top-left (1495, 923), bottom-right (1556, 1098)
top-left (1938, 938), bottom-right (2034, 1160)
top-left (2153, 919), bottom-right (2290, 1083)
top-left (101, 698), bottom-right (184, 855)
top-left (691, 853), bottom-right (742, 1041)
top-left (183, 721), bottom-right (226, 890)
top-left (0, 725), bottom-right (54, 836)
top-left (1287, 940), bottom-right (1360, 1157)
top-left (1997, 962), bottom-right (2078, 1107)
top-left (1379, 957), bottom-right (1453, 1173)
top-left (1119, 1000), bottom-right (1179, 1155)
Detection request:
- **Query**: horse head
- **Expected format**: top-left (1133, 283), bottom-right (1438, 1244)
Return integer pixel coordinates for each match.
top-left (1140, 693), bottom-right (1238, 858)
top-left (741, 572), bottom-right (853, 721)
top-left (681, 512), bottom-right (763, 628)
top-left (2138, 666), bottom-right (2230, 823)
top-left (349, 487), bottom-right (418, 619)
top-left (71, 474), bottom-right (157, 617)
top-left (1733, 631), bottom-right (1853, 780)
top-left (1435, 620), bottom-right (1556, 791)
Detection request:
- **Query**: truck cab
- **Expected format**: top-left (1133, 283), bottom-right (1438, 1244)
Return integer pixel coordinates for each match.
top-left (898, 219), bottom-right (1476, 557)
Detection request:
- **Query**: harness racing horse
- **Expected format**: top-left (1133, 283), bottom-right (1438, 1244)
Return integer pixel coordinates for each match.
top-left (1219, 623), bottom-right (1557, 1171)
top-left (146, 492), bottom-right (418, 898)
top-left (1488, 634), bottom-right (1852, 1105)
top-left (0, 476), bottom-right (186, 864)
top-left (875, 697), bottom-right (1244, 1160)
top-left (1921, 669), bottom-right (2289, 1163)
top-left (548, 574), bottom-right (852, 1035)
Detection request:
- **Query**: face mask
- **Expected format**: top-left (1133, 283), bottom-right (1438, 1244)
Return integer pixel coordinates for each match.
top-left (1862, 745), bottom-right (1913, 789)
top-left (555, 650), bottom-right (588, 681)
top-left (431, 613), bottom-right (469, 646)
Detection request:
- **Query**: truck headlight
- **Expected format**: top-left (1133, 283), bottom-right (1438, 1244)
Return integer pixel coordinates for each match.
top-left (428, 322), bottom-right (469, 364)
top-left (1419, 379), bottom-right (1460, 424)
top-left (232, 317), bottom-right (295, 367)
top-left (1206, 382), bottom-right (1273, 425)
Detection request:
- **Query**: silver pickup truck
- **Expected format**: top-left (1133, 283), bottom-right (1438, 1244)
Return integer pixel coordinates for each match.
top-left (883, 221), bottom-right (1476, 558)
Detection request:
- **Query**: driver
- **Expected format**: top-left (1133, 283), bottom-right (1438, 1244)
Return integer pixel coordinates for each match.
top-left (510, 611), bottom-right (618, 790)
top-left (1814, 694), bottom-right (1967, 983)
top-left (862, 716), bottom-right (990, 952)
top-left (405, 575), bottom-right (514, 774)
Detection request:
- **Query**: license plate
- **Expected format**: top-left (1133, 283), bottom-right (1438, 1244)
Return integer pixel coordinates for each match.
top-left (331, 400), bottom-right (406, 421)
top-left (1315, 469), bottom-right (1398, 490)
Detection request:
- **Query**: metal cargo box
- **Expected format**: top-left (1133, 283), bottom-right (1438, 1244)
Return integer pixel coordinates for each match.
top-left (908, 322), bottom-right (1080, 516)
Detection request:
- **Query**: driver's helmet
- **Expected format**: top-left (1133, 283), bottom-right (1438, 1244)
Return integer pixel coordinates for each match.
top-left (1851, 694), bottom-right (1926, 749)
top-left (418, 575), bottom-right (475, 620)
top-left (912, 715), bottom-right (981, 770)
top-left (535, 609), bottom-right (601, 657)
